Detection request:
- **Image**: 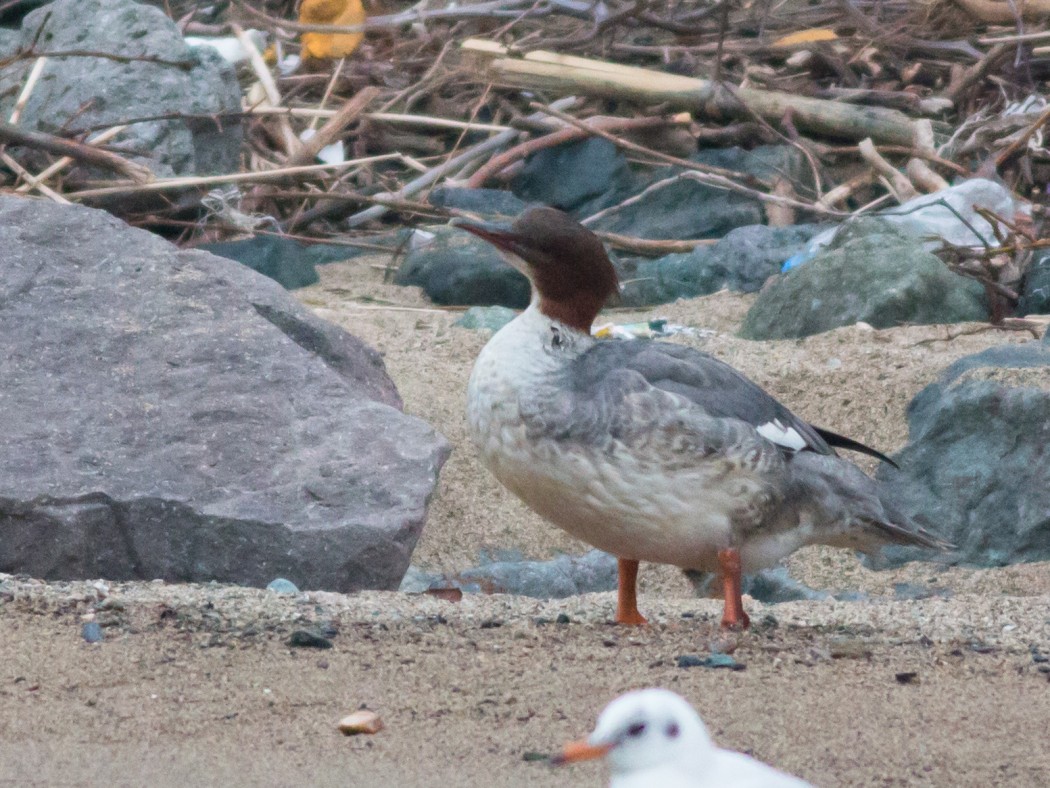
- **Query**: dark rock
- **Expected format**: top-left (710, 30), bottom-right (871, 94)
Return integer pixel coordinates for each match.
top-left (590, 146), bottom-right (810, 241)
top-left (428, 187), bottom-right (528, 217)
top-left (397, 565), bottom-right (442, 593)
top-left (895, 671), bottom-right (919, 684)
top-left (454, 306), bottom-right (518, 332)
top-left (744, 567), bottom-right (829, 602)
top-left (456, 549), bottom-right (617, 598)
top-left (0, 29), bottom-right (20, 55)
top-left (620, 224), bottom-right (822, 306)
top-left (512, 138), bottom-right (632, 213)
top-left (396, 226), bottom-right (530, 308)
top-left (399, 549), bottom-right (617, 599)
top-left (0, 196), bottom-right (450, 592)
top-left (1019, 250), bottom-right (1050, 316)
top-left (198, 236), bottom-right (361, 290)
top-left (0, 0), bottom-right (48, 25)
top-left (0, 0), bottom-right (242, 179)
top-left (82, 621), bottom-right (103, 643)
top-left (676, 653), bottom-right (745, 670)
top-left (266, 578), bottom-right (299, 594)
top-left (684, 565), bottom-right (827, 603)
top-left (874, 339), bottom-right (1050, 567)
top-left (740, 220), bottom-right (988, 340)
top-left (288, 629), bottom-right (333, 649)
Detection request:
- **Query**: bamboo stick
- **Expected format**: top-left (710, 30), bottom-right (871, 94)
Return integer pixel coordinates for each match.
top-left (9, 56), bottom-right (47, 124)
top-left (15, 124), bottom-right (130, 193)
top-left (1, 151), bottom-right (69, 203)
top-left (461, 39), bottom-right (921, 147)
top-left (63, 155), bottom-right (402, 199)
top-left (232, 23), bottom-right (299, 155)
top-left (250, 106), bottom-right (514, 133)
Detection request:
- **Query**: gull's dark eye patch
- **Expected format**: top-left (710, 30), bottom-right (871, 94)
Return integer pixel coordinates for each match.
top-left (627, 722), bottom-right (646, 737)
top-left (666, 723), bottom-right (680, 738)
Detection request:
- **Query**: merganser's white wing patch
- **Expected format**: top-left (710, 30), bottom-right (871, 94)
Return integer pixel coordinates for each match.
top-left (755, 418), bottom-right (808, 451)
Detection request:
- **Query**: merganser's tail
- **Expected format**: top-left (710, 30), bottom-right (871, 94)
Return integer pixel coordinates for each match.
top-left (787, 452), bottom-right (954, 553)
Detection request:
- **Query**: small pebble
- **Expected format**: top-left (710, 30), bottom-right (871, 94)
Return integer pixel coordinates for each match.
top-left (81, 621), bottom-right (103, 644)
top-left (338, 710), bottom-right (383, 736)
top-left (895, 671), bottom-right (920, 684)
top-left (266, 578), bottom-right (299, 594)
top-left (677, 653), bottom-right (745, 671)
top-left (555, 613), bottom-right (571, 625)
top-left (288, 629), bottom-right (333, 649)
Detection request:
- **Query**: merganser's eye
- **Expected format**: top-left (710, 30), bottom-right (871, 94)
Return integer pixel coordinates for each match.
top-left (666, 723), bottom-right (680, 738)
top-left (627, 722), bottom-right (646, 737)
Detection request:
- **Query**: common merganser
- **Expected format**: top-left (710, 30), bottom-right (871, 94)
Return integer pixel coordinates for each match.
top-left (457, 207), bottom-right (947, 629)
top-left (553, 688), bottom-right (813, 787)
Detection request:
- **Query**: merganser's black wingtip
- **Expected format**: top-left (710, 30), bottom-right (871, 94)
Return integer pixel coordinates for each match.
top-left (812, 426), bottom-right (900, 469)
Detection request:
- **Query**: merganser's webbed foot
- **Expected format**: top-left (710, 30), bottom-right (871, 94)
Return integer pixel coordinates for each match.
top-left (718, 548), bottom-right (751, 630)
top-left (615, 558), bottom-right (648, 626)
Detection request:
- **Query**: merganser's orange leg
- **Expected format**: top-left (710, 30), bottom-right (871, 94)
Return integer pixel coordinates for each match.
top-left (615, 558), bottom-right (648, 626)
top-left (718, 548), bottom-right (750, 630)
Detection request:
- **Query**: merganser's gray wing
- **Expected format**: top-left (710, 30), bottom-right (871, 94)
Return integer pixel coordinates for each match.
top-left (568, 339), bottom-right (834, 456)
top-left (562, 339), bottom-right (948, 549)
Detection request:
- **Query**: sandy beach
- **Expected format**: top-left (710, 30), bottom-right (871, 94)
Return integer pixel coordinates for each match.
top-left (2, 255), bottom-right (1049, 787)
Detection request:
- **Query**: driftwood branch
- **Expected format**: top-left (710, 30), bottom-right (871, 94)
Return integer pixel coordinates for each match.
top-left (462, 39), bottom-right (921, 147)
top-left (466, 112), bottom-right (694, 188)
top-left (0, 120), bottom-right (152, 182)
top-left (285, 87), bottom-right (379, 169)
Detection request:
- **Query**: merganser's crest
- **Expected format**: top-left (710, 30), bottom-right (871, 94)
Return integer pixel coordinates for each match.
top-left (455, 207), bottom-right (618, 333)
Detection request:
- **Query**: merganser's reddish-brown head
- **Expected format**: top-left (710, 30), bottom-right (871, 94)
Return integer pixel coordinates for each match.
top-left (454, 206), bottom-right (619, 333)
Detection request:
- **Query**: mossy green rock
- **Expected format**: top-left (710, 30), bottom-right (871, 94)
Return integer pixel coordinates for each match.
top-left (739, 222), bottom-right (987, 340)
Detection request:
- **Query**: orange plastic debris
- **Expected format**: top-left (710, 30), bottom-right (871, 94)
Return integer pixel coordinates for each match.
top-left (300, 0), bottom-right (366, 60)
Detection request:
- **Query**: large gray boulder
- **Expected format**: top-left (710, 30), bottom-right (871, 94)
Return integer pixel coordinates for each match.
top-left (874, 339), bottom-right (1050, 567)
top-left (396, 226), bottom-right (531, 308)
top-left (0, 0), bottom-right (242, 178)
top-left (589, 146), bottom-right (810, 241)
top-left (620, 224), bottom-right (822, 306)
top-left (740, 220), bottom-right (988, 340)
top-left (0, 196), bottom-right (450, 591)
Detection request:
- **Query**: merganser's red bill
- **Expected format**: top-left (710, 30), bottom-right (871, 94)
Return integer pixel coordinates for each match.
top-left (451, 217), bottom-right (523, 256)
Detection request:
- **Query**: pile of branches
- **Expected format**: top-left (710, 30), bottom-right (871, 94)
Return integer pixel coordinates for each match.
top-left (1, 0), bottom-right (1049, 265)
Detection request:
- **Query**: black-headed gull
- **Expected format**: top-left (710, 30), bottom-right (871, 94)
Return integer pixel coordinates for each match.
top-left (554, 688), bottom-right (813, 787)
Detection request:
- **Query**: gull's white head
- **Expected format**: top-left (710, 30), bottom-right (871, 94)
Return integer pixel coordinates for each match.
top-left (555, 688), bottom-right (713, 777)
